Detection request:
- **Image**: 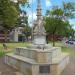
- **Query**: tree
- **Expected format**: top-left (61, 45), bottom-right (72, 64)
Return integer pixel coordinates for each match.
top-left (45, 16), bottom-right (70, 46)
top-left (23, 25), bottom-right (31, 41)
top-left (0, 0), bottom-right (28, 42)
top-left (11, 0), bottom-right (28, 13)
top-left (63, 2), bottom-right (75, 19)
top-left (18, 10), bottom-right (31, 41)
top-left (45, 2), bottom-right (75, 46)
top-left (20, 11), bottom-right (31, 41)
top-left (0, 0), bottom-right (19, 42)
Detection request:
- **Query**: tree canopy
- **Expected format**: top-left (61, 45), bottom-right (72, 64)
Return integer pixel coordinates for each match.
top-left (0, 0), bottom-right (28, 42)
top-left (0, 0), bottom-right (19, 31)
top-left (45, 2), bottom-right (75, 46)
top-left (0, 0), bottom-right (28, 31)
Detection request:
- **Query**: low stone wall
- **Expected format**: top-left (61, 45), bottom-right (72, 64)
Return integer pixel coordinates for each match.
top-left (15, 47), bottom-right (52, 63)
top-left (15, 47), bottom-right (61, 63)
top-left (5, 55), bottom-right (32, 75)
top-left (15, 48), bottom-right (36, 60)
top-left (59, 55), bottom-right (69, 73)
top-left (5, 52), bottom-right (69, 75)
top-left (52, 47), bottom-right (61, 58)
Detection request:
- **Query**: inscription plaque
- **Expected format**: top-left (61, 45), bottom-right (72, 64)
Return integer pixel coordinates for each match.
top-left (39, 65), bottom-right (50, 73)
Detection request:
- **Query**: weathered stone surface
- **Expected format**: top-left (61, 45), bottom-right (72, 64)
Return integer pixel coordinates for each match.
top-left (5, 50), bottom-right (69, 75)
top-left (33, 35), bottom-right (46, 45)
top-left (15, 72), bottom-right (23, 75)
top-left (33, 0), bottom-right (46, 46)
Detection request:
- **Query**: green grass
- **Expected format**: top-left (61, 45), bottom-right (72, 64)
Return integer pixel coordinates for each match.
top-left (0, 41), bottom-right (75, 57)
top-left (0, 42), bottom-right (30, 57)
top-left (61, 47), bottom-right (75, 56)
top-left (0, 51), bottom-right (5, 57)
top-left (0, 42), bottom-right (30, 50)
top-left (54, 41), bottom-right (75, 56)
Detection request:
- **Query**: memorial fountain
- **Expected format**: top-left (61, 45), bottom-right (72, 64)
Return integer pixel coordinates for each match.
top-left (5, 0), bottom-right (69, 75)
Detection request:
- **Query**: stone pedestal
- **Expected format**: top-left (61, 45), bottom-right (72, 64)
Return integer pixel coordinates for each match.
top-left (5, 44), bottom-right (69, 75)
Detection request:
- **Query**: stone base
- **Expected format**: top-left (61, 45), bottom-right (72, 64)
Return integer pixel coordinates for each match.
top-left (5, 52), bottom-right (69, 75)
top-left (4, 44), bottom-right (69, 75)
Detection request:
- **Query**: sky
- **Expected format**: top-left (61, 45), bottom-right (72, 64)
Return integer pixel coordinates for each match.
top-left (20, 0), bottom-right (75, 29)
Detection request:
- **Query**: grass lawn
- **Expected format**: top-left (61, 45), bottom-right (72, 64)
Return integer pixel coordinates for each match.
top-left (0, 41), bottom-right (75, 57)
top-left (0, 42), bottom-right (30, 57)
top-left (54, 41), bottom-right (75, 56)
top-left (62, 47), bottom-right (75, 56)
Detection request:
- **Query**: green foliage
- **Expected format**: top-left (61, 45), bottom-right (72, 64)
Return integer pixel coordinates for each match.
top-left (0, 0), bottom-right (18, 30)
top-left (18, 11), bottom-right (31, 40)
top-left (45, 17), bottom-right (65, 35)
top-left (54, 42), bottom-right (75, 56)
top-left (45, 2), bottom-right (75, 46)
top-left (45, 2), bottom-right (75, 36)
top-left (63, 2), bottom-right (75, 18)
top-left (45, 10), bottom-right (72, 37)
top-left (0, 51), bottom-right (5, 57)
top-left (18, 0), bottom-right (27, 4)
top-left (23, 25), bottom-right (31, 40)
top-left (0, 0), bottom-right (28, 42)
top-left (18, 11), bottom-right (28, 27)
top-left (51, 8), bottom-right (64, 19)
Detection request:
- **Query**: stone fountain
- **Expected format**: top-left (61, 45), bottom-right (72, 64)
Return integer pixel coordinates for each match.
top-left (5, 0), bottom-right (69, 75)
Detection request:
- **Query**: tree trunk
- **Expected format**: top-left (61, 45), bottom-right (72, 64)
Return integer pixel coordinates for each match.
top-left (52, 26), bottom-right (57, 47)
top-left (52, 34), bottom-right (55, 46)
top-left (4, 31), bottom-right (8, 42)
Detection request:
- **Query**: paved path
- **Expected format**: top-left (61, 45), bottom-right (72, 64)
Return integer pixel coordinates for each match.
top-left (0, 57), bottom-right (75, 75)
top-left (61, 56), bottom-right (75, 75)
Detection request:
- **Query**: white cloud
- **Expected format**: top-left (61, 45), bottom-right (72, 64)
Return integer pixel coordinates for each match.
top-left (28, 0), bottom-right (36, 4)
top-left (69, 19), bottom-right (75, 30)
top-left (10, 0), bottom-right (18, 3)
top-left (46, 0), bottom-right (52, 7)
top-left (72, 25), bottom-right (75, 30)
top-left (27, 11), bottom-right (37, 26)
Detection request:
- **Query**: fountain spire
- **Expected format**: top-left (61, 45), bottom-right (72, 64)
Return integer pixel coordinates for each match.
top-left (37, 0), bottom-right (42, 20)
top-left (33, 0), bottom-right (46, 46)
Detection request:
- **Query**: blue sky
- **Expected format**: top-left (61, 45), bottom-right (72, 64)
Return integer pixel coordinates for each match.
top-left (20, 0), bottom-right (75, 28)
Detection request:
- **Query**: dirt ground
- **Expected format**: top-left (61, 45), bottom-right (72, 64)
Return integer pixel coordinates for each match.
top-left (0, 57), bottom-right (23, 75)
top-left (0, 56), bottom-right (75, 75)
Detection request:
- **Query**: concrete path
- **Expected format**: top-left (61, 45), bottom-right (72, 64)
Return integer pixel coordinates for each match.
top-left (0, 57), bottom-right (75, 75)
top-left (61, 56), bottom-right (75, 75)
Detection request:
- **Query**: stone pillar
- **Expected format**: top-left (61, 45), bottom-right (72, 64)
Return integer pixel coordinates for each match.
top-left (14, 29), bottom-right (18, 42)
